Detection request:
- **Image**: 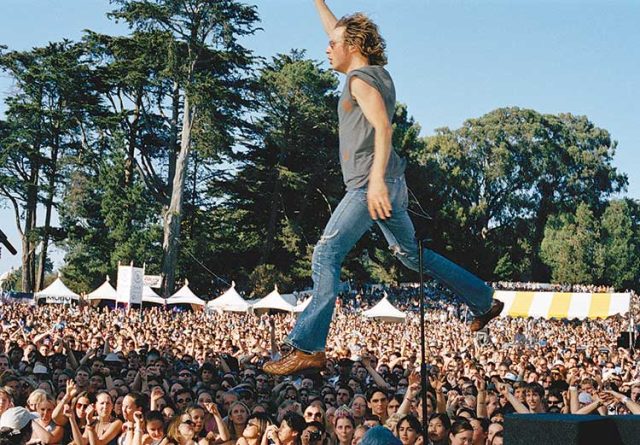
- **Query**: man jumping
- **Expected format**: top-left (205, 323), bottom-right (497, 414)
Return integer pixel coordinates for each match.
top-left (263, 0), bottom-right (504, 376)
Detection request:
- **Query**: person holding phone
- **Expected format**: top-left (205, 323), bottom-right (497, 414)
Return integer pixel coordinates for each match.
top-left (300, 421), bottom-right (325, 445)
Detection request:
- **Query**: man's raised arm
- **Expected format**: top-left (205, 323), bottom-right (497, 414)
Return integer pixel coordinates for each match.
top-left (314, 0), bottom-right (338, 35)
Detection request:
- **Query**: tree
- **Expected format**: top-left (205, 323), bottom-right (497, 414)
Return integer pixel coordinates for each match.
top-left (600, 199), bottom-right (640, 289)
top-left (59, 151), bottom-right (163, 293)
top-left (109, 0), bottom-right (259, 296)
top-left (0, 41), bottom-right (98, 291)
top-left (211, 51), bottom-right (340, 290)
top-left (415, 107), bottom-right (627, 281)
top-left (540, 203), bottom-right (604, 285)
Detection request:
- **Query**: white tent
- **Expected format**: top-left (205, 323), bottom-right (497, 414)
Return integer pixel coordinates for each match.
top-left (362, 296), bottom-right (406, 322)
top-left (142, 286), bottom-right (165, 305)
top-left (252, 285), bottom-right (296, 313)
top-left (0, 270), bottom-right (11, 285)
top-left (35, 276), bottom-right (79, 304)
top-left (207, 281), bottom-right (251, 312)
top-left (294, 296), bottom-right (312, 313)
top-left (87, 277), bottom-right (117, 301)
top-left (280, 293), bottom-right (298, 306)
top-left (166, 281), bottom-right (205, 306)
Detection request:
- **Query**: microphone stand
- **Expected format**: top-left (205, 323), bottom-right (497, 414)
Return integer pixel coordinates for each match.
top-left (419, 240), bottom-right (428, 434)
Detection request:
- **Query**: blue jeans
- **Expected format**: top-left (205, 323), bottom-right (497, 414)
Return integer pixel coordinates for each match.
top-left (287, 177), bottom-right (494, 353)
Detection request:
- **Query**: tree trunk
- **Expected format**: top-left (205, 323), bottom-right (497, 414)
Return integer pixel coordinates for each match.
top-left (36, 131), bottom-right (60, 291)
top-left (259, 170), bottom-right (282, 265)
top-left (531, 183), bottom-right (554, 281)
top-left (21, 168), bottom-right (39, 292)
top-left (189, 151), bottom-right (198, 240)
top-left (161, 94), bottom-right (193, 297)
top-left (168, 82), bottom-right (180, 197)
top-left (124, 88), bottom-right (143, 189)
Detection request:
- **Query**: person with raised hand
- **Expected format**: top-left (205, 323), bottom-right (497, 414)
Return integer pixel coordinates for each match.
top-left (264, 0), bottom-right (500, 377)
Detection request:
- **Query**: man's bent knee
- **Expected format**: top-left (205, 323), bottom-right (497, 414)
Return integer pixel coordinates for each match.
top-left (318, 229), bottom-right (339, 245)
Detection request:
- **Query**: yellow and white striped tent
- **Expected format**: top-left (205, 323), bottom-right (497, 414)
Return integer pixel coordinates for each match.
top-left (494, 291), bottom-right (631, 320)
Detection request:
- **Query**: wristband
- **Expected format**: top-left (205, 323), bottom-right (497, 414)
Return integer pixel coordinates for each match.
top-left (622, 396), bottom-right (630, 404)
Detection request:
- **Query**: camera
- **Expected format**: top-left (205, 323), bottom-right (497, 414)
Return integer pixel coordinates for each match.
top-left (309, 430), bottom-right (322, 442)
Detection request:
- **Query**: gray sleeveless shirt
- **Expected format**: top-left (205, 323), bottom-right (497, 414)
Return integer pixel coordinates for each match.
top-left (338, 65), bottom-right (406, 190)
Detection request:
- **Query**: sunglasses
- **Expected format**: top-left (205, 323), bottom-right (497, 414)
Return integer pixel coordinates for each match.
top-left (76, 403), bottom-right (90, 409)
top-left (547, 400), bottom-right (562, 406)
top-left (177, 398), bottom-right (192, 403)
top-left (181, 419), bottom-right (194, 425)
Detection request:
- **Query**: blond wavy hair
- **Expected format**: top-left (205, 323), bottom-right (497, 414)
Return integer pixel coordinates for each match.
top-left (336, 13), bottom-right (387, 66)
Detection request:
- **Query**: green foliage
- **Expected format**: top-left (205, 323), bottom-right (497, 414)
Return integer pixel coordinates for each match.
top-left (541, 203), bottom-right (605, 285)
top-left (415, 107), bottom-right (627, 282)
top-left (209, 51), bottom-right (341, 290)
top-left (59, 151), bottom-right (163, 293)
top-left (541, 199), bottom-right (640, 289)
top-left (1, 8), bottom-right (637, 295)
top-left (0, 40), bottom-right (102, 291)
top-left (248, 264), bottom-right (292, 299)
top-left (601, 200), bottom-right (640, 289)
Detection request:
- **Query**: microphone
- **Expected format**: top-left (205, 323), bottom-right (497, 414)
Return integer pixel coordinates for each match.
top-left (0, 229), bottom-right (17, 255)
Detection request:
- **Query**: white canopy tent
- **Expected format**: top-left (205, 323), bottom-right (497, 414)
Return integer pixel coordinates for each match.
top-left (166, 281), bottom-right (205, 307)
top-left (207, 282), bottom-right (251, 313)
top-left (252, 286), bottom-right (296, 313)
top-left (142, 286), bottom-right (165, 305)
top-left (280, 293), bottom-right (298, 307)
top-left (87, 277), bottom-right (117, 301)
top-left (0, 270), bottom-right (13, 289)
top-left (362, 296), bottom-right (406, 322)
top-left (294, 296), bottom-right (312, 313)
top-left (35, 276), bottom-right (79, 304)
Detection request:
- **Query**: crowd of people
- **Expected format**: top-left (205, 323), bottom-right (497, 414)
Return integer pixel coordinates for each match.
top-left (491, 281), bottom-right (618, 294)
top-left (0, 281), bottom-right (639, 445)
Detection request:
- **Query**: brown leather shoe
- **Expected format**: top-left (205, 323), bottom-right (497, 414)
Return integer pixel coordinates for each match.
top-left (470, 299), bottom-right (504, 332)
top-left (263, 349), bottom-right (326, 376)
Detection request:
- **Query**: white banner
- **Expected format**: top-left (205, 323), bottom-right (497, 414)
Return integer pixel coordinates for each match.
top-left (46, 295), bottom-right (72, 304)
top-left (143, 275), bottom-right (162, 288)
top-left (117, 265), bottom-right (144, 305)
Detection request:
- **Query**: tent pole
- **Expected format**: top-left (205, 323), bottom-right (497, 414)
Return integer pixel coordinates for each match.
top-left (629, 310), bottom-right (635, 354)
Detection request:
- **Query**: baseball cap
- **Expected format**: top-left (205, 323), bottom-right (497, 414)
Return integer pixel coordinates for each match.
top-left (33, 364), bottom-right (49, 375)
top-left (0, 406), bottom-right (37, 431)
top-left (504, 372), bottom-right (518, 382)
top-left (578, 392), bottom-right (593, 404)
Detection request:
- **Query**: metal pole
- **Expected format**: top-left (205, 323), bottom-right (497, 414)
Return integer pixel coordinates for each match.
top-left (629, 312), bottom-right (635, 354)
top-left (419, 240), bottom-right (428, 434)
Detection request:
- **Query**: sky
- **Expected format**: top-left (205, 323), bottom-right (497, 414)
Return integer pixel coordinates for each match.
top-left (1, 0), bottom-right (639, 274)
